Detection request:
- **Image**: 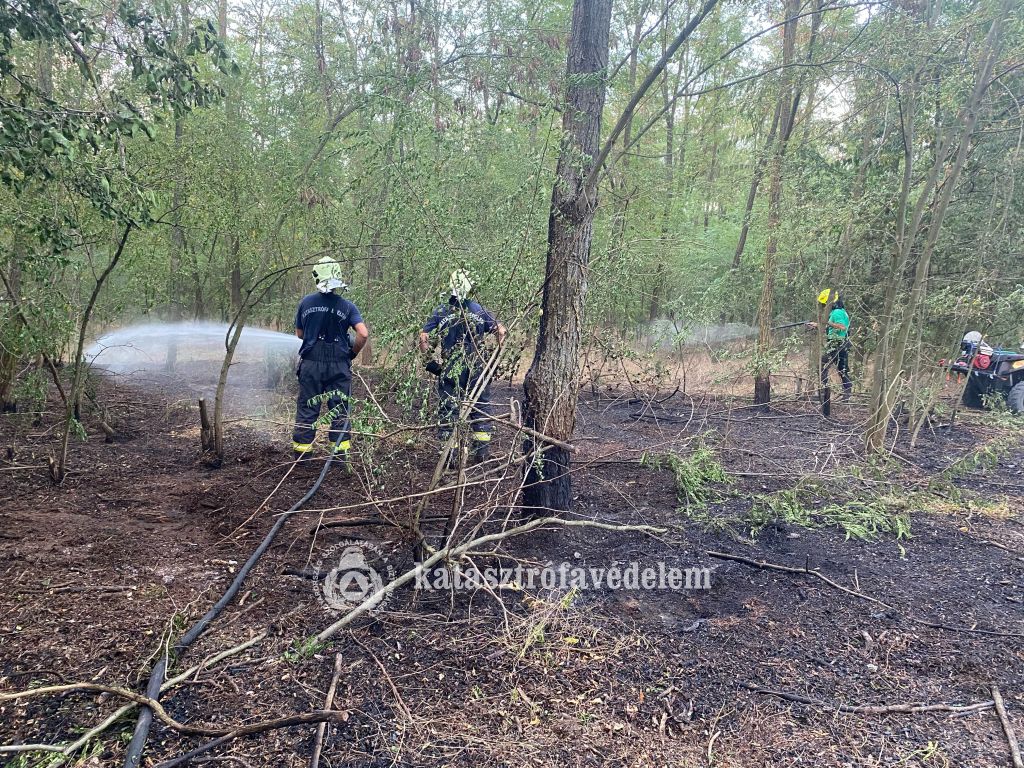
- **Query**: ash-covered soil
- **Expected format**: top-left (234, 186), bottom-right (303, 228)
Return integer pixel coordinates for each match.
top-left (1, 371), bottom-right (1023, 767)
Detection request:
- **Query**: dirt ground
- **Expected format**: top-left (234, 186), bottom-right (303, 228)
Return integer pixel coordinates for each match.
top-left (1, 365), bottom-right (1023, 768)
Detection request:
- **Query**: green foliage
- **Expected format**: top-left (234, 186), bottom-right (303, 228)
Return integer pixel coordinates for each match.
top-left (641, 441), bottom-right (731, 509)
top-left (68, 415), bottom-right (87, 441)
top-left (0, 0), bottom-right (1021, 472)
top-left (820, 498), bottom-right (913, 542)
top-left (749, 484), bottom-right (912, 542)
top-left (927, 434), bottom-right (1019, 501)
top-left (748, 487), bottom-right (816, 533)
top-left (3, 753), bottom-right (49, 768)
top-left (941, 435), bottom-right (1017, 483)
top-left (12, 368), bottom-right (49, 409)
top-left (0, 1), bottom-right (230, 211)
top-left (283, 636), bottom-right (326, 663)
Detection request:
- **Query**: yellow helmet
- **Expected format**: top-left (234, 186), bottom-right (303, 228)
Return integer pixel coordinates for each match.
top-left (817, 288), bottom-right (835, 305)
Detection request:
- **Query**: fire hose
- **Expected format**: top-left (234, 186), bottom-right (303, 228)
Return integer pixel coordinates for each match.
top-left (122, 428), bottom-right (348, 768)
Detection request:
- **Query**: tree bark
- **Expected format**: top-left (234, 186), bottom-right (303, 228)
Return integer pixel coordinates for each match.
top-left (163, 0), bottom-right (191, 372)
top-left (732, 101), bottom-right (781, 270)
top-left (752, 0), bottom-right (801, 406)
top-left (521, 0), bottom-right (612, 514)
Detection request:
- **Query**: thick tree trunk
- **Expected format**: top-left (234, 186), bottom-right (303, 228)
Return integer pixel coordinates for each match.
top-left (521, 0), bottom-right (612, 514)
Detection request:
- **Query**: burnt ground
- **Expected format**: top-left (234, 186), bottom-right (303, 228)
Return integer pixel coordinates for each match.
top-left (1, 369), bottom-right (1023, 768)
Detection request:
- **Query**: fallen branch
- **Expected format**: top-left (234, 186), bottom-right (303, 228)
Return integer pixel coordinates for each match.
top-left (992, 685), bottom-right (1024, 768)
top-left (54, 584), bottom-right (135, 594)
top-left (740, 682), bottom-right (994, 715)
top-left (707, 550), bottom-right (887, 607)
top-left (153, 711), bottom-right (340, 768)
top-left (125, 446), bottom-right (347, 768)
top-left (485, 412), bottom-right (576, 452)
top-left (310, 514), bottom-right (450, 534)
top-left (0, 743), bottom-right (65, 755)
top-left (0, 683), bottom-right (237, 736)
top-left (708, 550), bottom-right (1024, 639)
top-left (0, 633), bottom-right (269, 760)
top-left (46, 633), bottom-right (268, 763)
top-left (354, 637), bottom-right (414, 724)
top-left (983, 539), bottom-right (1021, 555)
top-left (309, 654), bottom-right (344, 768)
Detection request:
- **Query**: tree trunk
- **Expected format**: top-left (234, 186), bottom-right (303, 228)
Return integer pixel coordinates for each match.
top-left (605, 2), bottom-right (647, 316)
top-left (0, 248), bottom-right (22, 412)
top-left (521, 0), bottom-right (612, 514)
top-left (229, 237), bottom-right (242, 314)
top-left (217, 0), bottom-right (227, 38)
top-left (54, 225), bottom-right (133, 484)
top-left (651, 79), bottom-right (676, 322)
top-left (865, 0), bottom-right (1010, 452)
top-left (752, 0), bottom-right (800, 406)
top-left (313, 0), bottom-right (331, 112)
top-left (733, 101), bottom-right (781, 270)
top-left (360, 234), bottom-right (384, 366)
top-left (165, 0), bottom-right (191, 372)
top-left (651, 7), bottom-right (683, 321)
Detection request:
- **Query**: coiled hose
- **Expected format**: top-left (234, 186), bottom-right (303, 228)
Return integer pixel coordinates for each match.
top-left (123, 437), bottom-right (346, 768)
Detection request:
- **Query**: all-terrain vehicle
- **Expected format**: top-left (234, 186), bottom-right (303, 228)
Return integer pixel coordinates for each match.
top-left (948, 332), bottom-right (1024, 414)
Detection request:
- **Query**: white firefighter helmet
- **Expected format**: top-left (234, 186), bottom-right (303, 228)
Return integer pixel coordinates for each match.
top-left (312, 257), bottom-right (347, 293)
top-left (449, 269), bottom-right (473, 300)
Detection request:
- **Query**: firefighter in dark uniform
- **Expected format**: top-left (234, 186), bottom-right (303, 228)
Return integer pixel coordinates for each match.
top-left (292, 257), bottom-right (369, 461)
top-left (418, 270), bottom-right (506, 464)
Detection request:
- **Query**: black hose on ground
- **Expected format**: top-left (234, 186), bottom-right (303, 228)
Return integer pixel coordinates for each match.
top-left (123, 434), bottom-right (348, 768)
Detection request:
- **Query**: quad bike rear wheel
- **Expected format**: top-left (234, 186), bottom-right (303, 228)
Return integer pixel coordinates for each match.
top-left (1009, 381), bottom-right (1024, 415)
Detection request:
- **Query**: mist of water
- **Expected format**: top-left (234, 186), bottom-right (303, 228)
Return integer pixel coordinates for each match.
top-left (644, 319), bottom-right (757, 349)
top-left (86, 321), bottom-right (299, 379)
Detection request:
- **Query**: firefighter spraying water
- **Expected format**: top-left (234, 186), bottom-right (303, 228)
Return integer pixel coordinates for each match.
top-left (291, 257), bottom-right (370, 462)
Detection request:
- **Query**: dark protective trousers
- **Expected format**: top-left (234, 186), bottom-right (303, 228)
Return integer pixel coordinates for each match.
top-left (821, 338), bottom-right (853, 398)
top-left (292, 355), bottom-right (352, 453)
top-left (438, 367), bottom-right (492, 445)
